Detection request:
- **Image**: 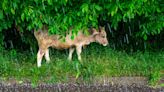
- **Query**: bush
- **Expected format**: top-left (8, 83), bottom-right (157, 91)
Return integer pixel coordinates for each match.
top-left (0, 0), bottom-right (163, 50)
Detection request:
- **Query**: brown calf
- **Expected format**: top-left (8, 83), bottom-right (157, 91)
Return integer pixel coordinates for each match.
top-left (34, 26), bottom-right (108, 67)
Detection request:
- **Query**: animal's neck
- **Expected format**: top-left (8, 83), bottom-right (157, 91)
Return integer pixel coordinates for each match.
top-left (88, 34), bottom-right (96, 43)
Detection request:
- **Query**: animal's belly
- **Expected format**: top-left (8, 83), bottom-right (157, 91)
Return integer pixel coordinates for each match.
top-left (51, 42), bottom-right (73, 50)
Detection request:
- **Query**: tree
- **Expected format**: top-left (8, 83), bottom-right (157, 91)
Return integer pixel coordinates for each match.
top-left (0, 0), bottom-right (163, 42)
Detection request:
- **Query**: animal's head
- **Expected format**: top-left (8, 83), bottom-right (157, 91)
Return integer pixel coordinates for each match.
top-left (92, 26), bottom-right (108, 46)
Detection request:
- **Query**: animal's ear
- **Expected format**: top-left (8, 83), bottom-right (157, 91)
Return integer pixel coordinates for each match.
top-left (92, 28), bottom-right (99, 36)
top-left (89, 28), bottom-right (98, 35)
top-left (88, 27), bottom-right (93, 34)
top-left (98, 26), bottom-right (105, 32)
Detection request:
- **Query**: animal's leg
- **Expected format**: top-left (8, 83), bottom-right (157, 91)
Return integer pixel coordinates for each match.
top-left (68, 47), bottom-right (75, 61)
top-left (76, 46), bottom-right (82, 61)
top-left (45, 48), bottom-right (50, 63)
top-left (37, 49), bottom-right (45, 67)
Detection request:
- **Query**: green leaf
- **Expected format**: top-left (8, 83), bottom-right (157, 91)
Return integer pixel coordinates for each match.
top-left (13, 2), bottom-right (18, 9)
top-left (76, 72), bottom-right (80, 79)
top-left (111, 11), bottom-right (115, 16)
top-left (69, 17), bottom-right (72, 25)
top-left (63, 16), bottom-right (68, 23)
top-left (34, 0), bottom-right (38, 4)
top-left (81, 3), bottom-right (89, 13)
top-left (115, 6), bottom-right (118, 13)
top-left (77, 12), bottom-right (81, 16)
top-left (27, 26), bottom-right (32, 30)
top-left (143, 35), bottom-right (147, 40)
top-left (11, 8), bottom-right (15, 15)
top-left (2, 1), bottom-right (7, 10)
top-left (89, 15), bottom-right (93, 21)
top-left (157, 29), bottom-right (161, 34)
top-left (0, 10), bottom-right (4, 20)
top-left (48, 0), bottom-right (52, 5)
top-left (0, 27), bottom-right (2, 32)
top-left (95, 5), bottom-right (102, 11)
top-left (21, 13), bottom-right (25, 21)
top-left (110, 5), bottom-right (118, 16)
top-left (92, 22), bottom-right (97, 27)
top-left (38, 21), bottom-right (43, 29)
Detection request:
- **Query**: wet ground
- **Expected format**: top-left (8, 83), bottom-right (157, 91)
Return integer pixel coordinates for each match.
top-left (0, 77), bottom-right (163, 92)
top-left (0, 83), bottom-right (163, 92)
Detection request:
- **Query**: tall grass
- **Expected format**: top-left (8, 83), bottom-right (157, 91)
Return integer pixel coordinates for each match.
top-left (0, 44), bottom-right (163, 86)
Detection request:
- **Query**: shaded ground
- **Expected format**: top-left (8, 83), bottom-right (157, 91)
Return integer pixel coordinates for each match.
top-left (0, 83), bottom-right (163, 92)
top-left (92, 77), bottom-right (148, 86)
top-left (0, 77), bottom-right (148, 86)
top-left (0, 77), bottom-right (163, 92)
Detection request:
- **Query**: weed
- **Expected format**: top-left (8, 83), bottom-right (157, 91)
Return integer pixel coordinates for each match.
top-left (0, 44), bottom-right (163, 86)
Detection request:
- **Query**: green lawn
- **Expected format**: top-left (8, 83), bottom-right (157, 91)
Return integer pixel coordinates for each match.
top-left (0, 44), bottom-right (163, 86)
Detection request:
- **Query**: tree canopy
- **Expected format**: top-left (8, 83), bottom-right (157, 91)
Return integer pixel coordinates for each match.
top-left (0, 0), bottom-right (163, 40)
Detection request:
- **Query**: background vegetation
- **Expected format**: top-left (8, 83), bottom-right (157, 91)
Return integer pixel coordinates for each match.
top-left (0, 0), bottom-right (163, 51)
top-left (0, 0), bottom-right (163, 86)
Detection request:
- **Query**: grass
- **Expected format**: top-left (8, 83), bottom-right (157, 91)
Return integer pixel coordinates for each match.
top-left (0, 44), bottom-right (163, 86)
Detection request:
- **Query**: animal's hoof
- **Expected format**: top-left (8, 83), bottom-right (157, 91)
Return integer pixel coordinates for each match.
top-left (37, 65), bottom-right (41, 67)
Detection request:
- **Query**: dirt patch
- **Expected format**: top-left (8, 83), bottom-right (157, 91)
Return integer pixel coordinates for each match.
top-left (0, 83), bottom-right (163, 92)
top-left (0, 77), bottom-right (163, 91)
top-left (92, 77), bottom-right (148, 86)
top-left (0, 77), bottom-right (148, 86)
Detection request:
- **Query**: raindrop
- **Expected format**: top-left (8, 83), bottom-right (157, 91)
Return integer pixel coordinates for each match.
top-left (62, 6), bottom-right (65, 14)
top-left (9, 40), bottom-right (14, 49)
top-left (144, 42), bottom-right (147, 50)
top-left (129, 17), bottom-right (131, 22)
top-left (128, 26), bottom-right (132, 36)
top-left (138, 21), bottom-right (140, 29)
top-left (120, 39), bottom-right (123, 47)
top-left (124, 36), bottom-right (126, 43)
top-left (113, 43), bottom-right (116, 50)
top-left (14, 28), bottom-right (17, 35)
top-left (30, 47), bottom-right (34, 55)
top-left (4, 42), bottom-right (7, 48)
top-left (107, 23), bottom-right (112, 33)
top-left (107, 23), bottom-right (114, 37)
top-left (20, 33), bottom-right (24, 37)
top-left (6, 13), bottom-right (9, 20)
top-left (125, 34), bottom-right (129, 44)
top-left (136, 42), bottom-right (138, 46)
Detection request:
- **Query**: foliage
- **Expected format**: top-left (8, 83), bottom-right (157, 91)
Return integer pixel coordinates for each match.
top-left (0, 0), bottom-right (163, 39)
